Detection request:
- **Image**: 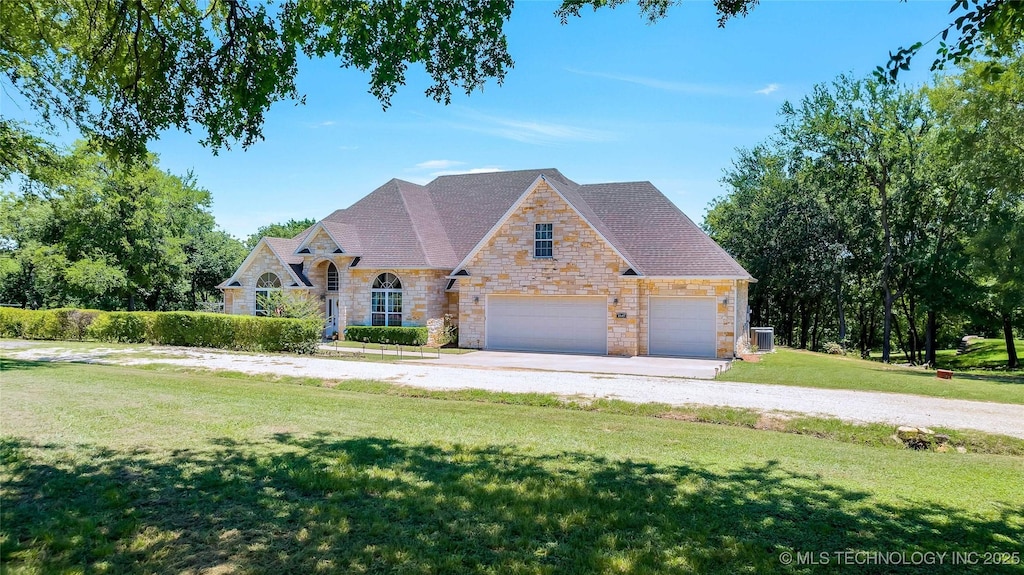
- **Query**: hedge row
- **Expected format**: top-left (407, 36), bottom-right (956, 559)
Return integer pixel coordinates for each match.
top-left (344, 325), bottom-right (428, 346)
top-left (0, 307), bottom-right (321, 354)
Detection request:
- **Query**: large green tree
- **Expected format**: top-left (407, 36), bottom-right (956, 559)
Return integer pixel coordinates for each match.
top-left (0, 144), bottom-right (245, 310)
top-left (928, 53), bottom-right (1024, 367)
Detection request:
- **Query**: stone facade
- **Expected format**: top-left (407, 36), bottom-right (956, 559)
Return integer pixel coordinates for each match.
top-left (344, 268), bottom-right (448, 327)
top-left (457, 181), bottom-right (640, 356)
top-left (223, 243), bottom-right (308, 316)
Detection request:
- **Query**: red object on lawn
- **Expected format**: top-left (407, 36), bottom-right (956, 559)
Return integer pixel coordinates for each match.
top-left (936, 369), bottom-right (954, 380)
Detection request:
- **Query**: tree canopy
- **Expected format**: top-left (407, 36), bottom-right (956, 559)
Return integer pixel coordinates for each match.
top-left (2, 0), bottom-right (1019, 164)
top-left (0, 144), bottom-right (246, 311)
top-left (705, 52), bottom-right (1024, 368)
top-left (245, 218), bottom-right (316, 251)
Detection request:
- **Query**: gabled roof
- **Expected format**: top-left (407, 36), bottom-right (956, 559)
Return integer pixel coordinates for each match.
top-left (246, 168), bottom-right (751, 280)
top-left (575, 182), bottom-right (751, 278)
top-left (218, 236), bottom-right (312, 288)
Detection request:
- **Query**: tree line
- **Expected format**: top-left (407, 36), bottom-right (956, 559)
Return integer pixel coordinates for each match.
top-left (0, 143), bottom-right (314, 312)
top-left (704, 53), bottom-right (1023, 368)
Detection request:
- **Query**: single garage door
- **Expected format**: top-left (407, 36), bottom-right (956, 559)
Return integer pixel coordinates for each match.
top-left (486, 295), bottom-right (607, 354)
top-left (649, 297), bottom-right (717, 357)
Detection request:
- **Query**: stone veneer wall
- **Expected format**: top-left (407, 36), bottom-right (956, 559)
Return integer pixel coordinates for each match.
top-left (344, 268), bottom-right (449, 327)
top-left (457, 180), bottom-right (639, 356)
top-left (224, 243), bottom-right (307, 315)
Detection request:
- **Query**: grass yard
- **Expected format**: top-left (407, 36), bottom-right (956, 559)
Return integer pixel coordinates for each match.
top-left (936, 338), bottom-right (1024, 371)
top-left (2, 360), bottom-right (1023, 574)
top-left (721, 347), bottom-right (1024, 405)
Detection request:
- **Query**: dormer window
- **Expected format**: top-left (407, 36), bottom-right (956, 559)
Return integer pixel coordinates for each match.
top-left (535, 223), bottom-right (553, 258)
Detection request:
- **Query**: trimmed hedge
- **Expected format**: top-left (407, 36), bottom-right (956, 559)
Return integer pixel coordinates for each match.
top-left (344, 325), bottom-right (428, 346)
top-left (0, 307), bottom-right (321, 354)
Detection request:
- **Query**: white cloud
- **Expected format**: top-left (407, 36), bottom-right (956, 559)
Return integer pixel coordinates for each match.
top-left (430, 166), bottom-right (504, 177)
top-left (453, 110), bottom-right (613, 145)
top-left (755, 83), bottom-right (780, 95)
top-left (566, 68), bottom-right (732, 95)
top-left (415, 159), bottom-right (465, 170)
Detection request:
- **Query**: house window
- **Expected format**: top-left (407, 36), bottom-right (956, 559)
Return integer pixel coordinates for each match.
top-left (255, 272), bottom-right (281, 316)
top-left (371, 272), bottom-right (402, 326)
top-left (535, 223), bottom-right (553, 258)
top-left (327, 263), bottom-right (339, 292)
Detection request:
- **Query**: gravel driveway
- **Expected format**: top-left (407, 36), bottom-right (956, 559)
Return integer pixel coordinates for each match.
top-left (7, 345), bottom-right (1024, 438)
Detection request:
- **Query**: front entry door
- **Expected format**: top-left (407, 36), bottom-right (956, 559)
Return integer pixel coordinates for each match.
top-left (326, 296), bottom-right (339, 337)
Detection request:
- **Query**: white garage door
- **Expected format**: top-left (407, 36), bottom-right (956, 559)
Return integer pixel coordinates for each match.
top-left (486, 296), bottom-right (607, 354)
top-left (649, 297), bottom-right (718, 357)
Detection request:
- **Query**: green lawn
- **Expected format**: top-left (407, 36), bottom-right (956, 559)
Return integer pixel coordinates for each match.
top-left (936, 338), bottom-right (1024, 371)
top-left (721, 347), bottom-right (1024, 405)
top-left (2, 360), bottom-right (1023, 574)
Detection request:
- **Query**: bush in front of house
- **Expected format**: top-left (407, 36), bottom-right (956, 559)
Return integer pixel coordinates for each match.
top-left (0, 307), bottom-right (103, 340)
top-left (345, 325), bottom-right (429, 346)
top-left (2, 307), bottom-right (321, 354)
top-left (87, 311), bottom-right (156, 343)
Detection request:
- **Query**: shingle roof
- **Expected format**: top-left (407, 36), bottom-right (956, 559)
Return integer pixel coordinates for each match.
top-left (260, 169), bottom-right (751, 279)
top-left (264, 237), bottom-right (313, 286)
top-left (575, 182), bottom-right (751, 277)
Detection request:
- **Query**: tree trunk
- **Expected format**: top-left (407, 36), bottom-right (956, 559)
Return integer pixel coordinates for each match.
top-left (799, 300), bottom-right (811, 349)
top-left (880, 179), bottom-right (894, 363)
top-left (1004, 312), bottom-right (1020, 369)
top-left (837, 275), bottom-right (847, 347)
top-left (892, 313), bottom-right (910, 363)
top-left (128, 293), bottom-right (136, 312)
top-left (925, 310), bottom-right (937, 367)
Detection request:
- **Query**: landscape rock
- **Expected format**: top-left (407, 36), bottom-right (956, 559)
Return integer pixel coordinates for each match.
top-left (896, 426), bottom-right (935, 450)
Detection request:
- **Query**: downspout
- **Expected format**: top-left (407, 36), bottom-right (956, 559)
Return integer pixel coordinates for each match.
top-left (733, 280), bottom-right (739, 359)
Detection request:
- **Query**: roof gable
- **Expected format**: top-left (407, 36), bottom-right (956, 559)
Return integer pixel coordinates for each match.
top-left (453, 175), bottom-right (636, 273)
top-left (293, 222), bottom-right (344, 255)
top-left (218, 238), bottom-right (310, 288)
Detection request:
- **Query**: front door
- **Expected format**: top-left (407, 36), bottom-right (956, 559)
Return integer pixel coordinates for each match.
top-left (326, 296), bottom-right (339, 337)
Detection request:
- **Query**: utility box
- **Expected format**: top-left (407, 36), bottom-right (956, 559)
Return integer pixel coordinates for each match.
top-left (750, 327), bottom-right (775, 352)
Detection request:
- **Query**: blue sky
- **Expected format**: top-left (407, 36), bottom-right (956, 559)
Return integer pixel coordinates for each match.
top-left (5, 1), bottom-right (955, 239)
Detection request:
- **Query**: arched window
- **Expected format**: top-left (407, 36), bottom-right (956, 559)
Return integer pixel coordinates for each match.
top-left (326, 263), bottom-right (339, 292)
top-left (371, 272), bottom-right (402, 326)
top-left (255, 272), bottom-right (281, 316)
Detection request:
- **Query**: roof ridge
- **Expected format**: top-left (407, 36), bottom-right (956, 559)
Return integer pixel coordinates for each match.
top-left (395, 181), bottom-right (436, 266)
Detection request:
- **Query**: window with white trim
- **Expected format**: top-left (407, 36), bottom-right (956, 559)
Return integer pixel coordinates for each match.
top-left (255, 272), bottom-right (281, 316)
top-left (535, 223), bottom-right (553, 258)
top-left (371, 273), bottom-right (403, 326)
top-left (326, 263), bottom-right (339, 291)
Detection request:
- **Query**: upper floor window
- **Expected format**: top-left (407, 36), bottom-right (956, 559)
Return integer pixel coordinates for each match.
top-left (371, 273), bottom-right (402, 326)
top-left (535, 223), bottom-right (553, 258)
top-left (327, 263), bottom-right (339, 291)
top-left (255, 272), bottom-right (281, 316)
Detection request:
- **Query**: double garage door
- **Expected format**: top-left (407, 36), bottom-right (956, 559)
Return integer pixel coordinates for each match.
top-left (485, 295), bottom-right (719, 358)
top-left (648, 297), bottom-right (718, 357)
top-left (486, 296), bottom-right (607, 354)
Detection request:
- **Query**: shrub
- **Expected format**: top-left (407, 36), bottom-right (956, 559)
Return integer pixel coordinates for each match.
top-left (4, 308), bottom-right (322, 354)
top-left (88, 312), bottom-right (154, 343)
top-left (0, 307), bottom-right (31, 338)
top-left (823, 341), bottom-right (846, 355)
top-left (345, 325), bottom-right (428, 346)
top-left (441, 314), bottom-right (459, 347)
